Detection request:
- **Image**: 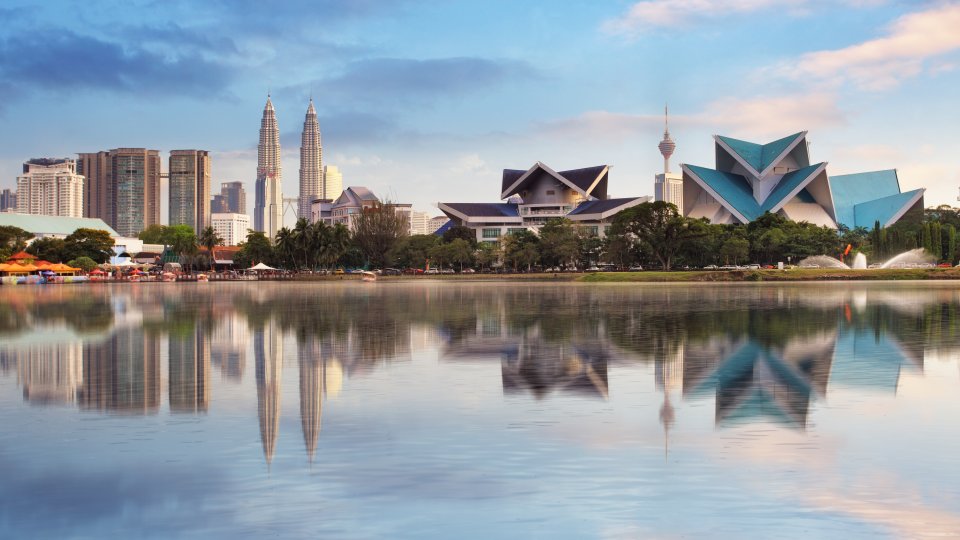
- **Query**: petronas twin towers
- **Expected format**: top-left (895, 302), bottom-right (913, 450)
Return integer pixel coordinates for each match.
top-left (253, 94), bottom-right (323, 239)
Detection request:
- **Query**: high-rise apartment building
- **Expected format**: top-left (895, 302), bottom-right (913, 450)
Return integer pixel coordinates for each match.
top-left (409, 210), bottom-right (431, 235)
top-left (254, 95), bottom-right (283, 239)
top-left (211, 194), bottom-right (229, 213)
top-left (211, 212), bottom-right (250, 246)
top-left (169, 150), bottom-right (212, 231)
top-left (0, 189), bottom-right (17, 212)
top-left (299, 99), bottom-right (322, 220)
top-left (323, 165), bottom-right (342, 200)
top-left (16, 158), bottom-right (85, 217)
top-left (428, 215), bottom-right (449, 233)
top-left (78, 148), bottom-right (160, 236)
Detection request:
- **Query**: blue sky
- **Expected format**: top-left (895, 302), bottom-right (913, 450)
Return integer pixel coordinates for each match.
top-left (2, 0), bottom-right (959, 221)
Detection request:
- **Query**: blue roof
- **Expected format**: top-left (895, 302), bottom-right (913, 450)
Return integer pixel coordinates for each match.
top-left (441, 202), bottom-right (519, 217)
top-left (685, 164), bottom-right (760, 221)
top-left (567, 197), bottom-right (639, 216)
top-left (830, 170), bottom-right (900, 228)
top-left (759, 163), bottom-right (824, 213)
top-left (717, 132), bottom-right (804, 174)
top-left (853, 189), bottom-right (922, 228)
top-left (433, 219), bottom-right (453, 236)
top-left (830, 330), bottom-right (915, 392)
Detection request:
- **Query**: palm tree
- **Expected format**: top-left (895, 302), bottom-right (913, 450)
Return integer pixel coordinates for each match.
top-left (274, 227), bottom-right (296, 270)
top-left (293, 218), bottom-right (311, 270)
top-left (321, 223), bottom-right (351, 269)
top-left (197, 226), bottom-right (223, 270)
top-left (172, 232), bottom-right (198, 273)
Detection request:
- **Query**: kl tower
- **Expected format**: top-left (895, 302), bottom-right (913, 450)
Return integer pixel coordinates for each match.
top-left (654, 105), bottom-right (683, 210)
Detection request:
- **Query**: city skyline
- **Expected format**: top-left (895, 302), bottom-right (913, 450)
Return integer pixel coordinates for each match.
top-left (0, 2), bottom-right (957, 218)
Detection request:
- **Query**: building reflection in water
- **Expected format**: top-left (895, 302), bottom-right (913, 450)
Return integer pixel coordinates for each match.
top-left (78, 328), bottom-right (161, 414)
top-left (255, 319), bottom-right (283, 466)
top-left (210, 313), bottom-right (248, 382)
top-left (168, 328), bottom-right (210, 413)
top-left (298, 339), bottom-right (324, 463)
top-left (0, 343), bottom-right (84, 405)
top-left (656, 343), bottom-right (682, 456)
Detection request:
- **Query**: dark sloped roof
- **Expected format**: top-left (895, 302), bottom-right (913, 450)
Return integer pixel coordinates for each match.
top-left (501, 169), bottom-right (526, 194)
top-left (557, 165), bottom-right (607, 192)
top-left (443, 203), bottom-right (519, 217)
top-left (567, 197), bottom-right (640, 216)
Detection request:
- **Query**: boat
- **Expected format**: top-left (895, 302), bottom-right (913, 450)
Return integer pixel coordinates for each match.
top-left (197, 273), bottom-right (209, 282)
top-left (360, 271), bottom-right (377, 282)
top-left (161, 272), bottom-right (177, 283)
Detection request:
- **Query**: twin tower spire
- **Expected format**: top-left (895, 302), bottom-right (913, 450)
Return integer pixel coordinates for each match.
top-left (254, 94), bottom-right (323, 240)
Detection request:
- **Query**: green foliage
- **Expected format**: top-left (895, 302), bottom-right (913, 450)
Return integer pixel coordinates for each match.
top-left (235, 230), bottom-right (274, 268)
top-left (442, 225), bottom-right (477, 247)
top-left (351, 203), bottom-right (409, 268)
top-left (390, 234), bottom-right (439, 269)
top-left (62, 228), bottom-right (115, 263)
top-left (609, 201), bottom-right (702, 270)
top-left (502, 229), bottom-right (540, 271)
top-left (538, 218), bottom-right (579, 268)
top-left (67, 256), bottom-right (98, 272)
top-left (26, 237), bottom-right (67, 262)
top-left (475, 241), bottom-right (500, 269)
top-left (0, 225), bottom-right (33, 258)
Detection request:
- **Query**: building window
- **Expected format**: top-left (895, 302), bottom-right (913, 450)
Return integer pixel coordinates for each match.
top-left (482, 228), bottom-right (501, 239)
top-left (546, 190), bottom-right (555, 195)
top-left (507, 228), bottom-right (525, 234)
top-left (582, 226), bottom-right (599, 237)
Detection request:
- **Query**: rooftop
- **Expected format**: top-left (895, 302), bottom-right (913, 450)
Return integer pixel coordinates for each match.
top-left (0, 213), bottom-right (119, 237)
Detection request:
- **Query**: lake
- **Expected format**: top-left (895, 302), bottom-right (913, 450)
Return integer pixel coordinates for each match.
top-left (1, 281), bottom-right (959, 539)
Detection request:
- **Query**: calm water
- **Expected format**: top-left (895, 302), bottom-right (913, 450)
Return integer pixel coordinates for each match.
top-left (2, 281), bottom-right (960, 539)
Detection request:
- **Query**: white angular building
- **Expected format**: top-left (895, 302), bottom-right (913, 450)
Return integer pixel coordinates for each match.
top-left (211, 212), bottom-right (250, 246)
top-left (254, 95), bottom-right (283, 239)
top-left (16, 158), bottom-right (85, 218)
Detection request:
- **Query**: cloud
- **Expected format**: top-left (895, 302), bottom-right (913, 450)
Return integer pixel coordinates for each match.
top-left (0, 30), bottom-right (234, 100)
top-left (779, 3), bottom-right (960, 90)
top-left (293, 57), bottom-right (537, 106)
top-left (602, 0), bottom-right (883, 36)
top-left (536, 92), bottom-right (844, 142)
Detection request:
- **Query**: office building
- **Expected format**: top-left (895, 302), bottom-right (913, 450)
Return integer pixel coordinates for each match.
top-left (0, 189), bottom-right (16, 212)
top-left (169, 150), bottom-right (211, 231)
top-left (211, 212), bottom-right (250, 246)
top-left (323, 165), bottom-right (342, 200)
top-left (221, 181), bottom-right (246, 214)
top-left (211, 194), bottom-right (229, 213)
top-left (409, 210), bottom-right (431, 235)
top-left (428, 215), bottom-right (449, 233)
top-left (254, 95), bottom-right (283, 239)
top-left (299, 99), bottom-right (323, 220)
top-left (77, 148), bottom-right (161, 236)
top-left (16, 158), bottom-right (84, 217)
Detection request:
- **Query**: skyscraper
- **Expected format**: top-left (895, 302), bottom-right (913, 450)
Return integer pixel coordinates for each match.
top-left (654, 106), bottom-right (683, 210)
top-left (78, 148), bottom-right (160, 236)
top-left (16, 158), bottom-right (84, 217)
top-left (254, 95), bottom-right (283, 239)
top-left (220, 181), bottom-right (246, 214)
top-left (0, 188), bottom-right (17, 212)
top-left (299, 99), bottom-right (322, 220)
top-left (169, 149), bottom-right (212, 231)
top-left (323, 164), bottom-right (342, 200)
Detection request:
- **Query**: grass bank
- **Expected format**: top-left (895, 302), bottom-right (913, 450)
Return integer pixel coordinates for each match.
top-left (578, 268), bottom-right (960, 282)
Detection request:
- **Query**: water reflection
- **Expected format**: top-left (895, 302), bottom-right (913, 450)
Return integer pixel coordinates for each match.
top-left (0, 283), bottom-right (958, 441)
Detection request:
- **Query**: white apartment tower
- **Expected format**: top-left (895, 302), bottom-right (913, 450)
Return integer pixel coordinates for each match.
top-left (299, 99), bottom-right (322, 220)
top-left (211, 212), bottom-right (251, 246)
top-left (254, 95), bottom-right (283, 239)
top-left (654, 106), bottom-right (683, 210)
top-left (323, 165), bottom-right (342, 200)
top-left (16, 158), bottom-right (85, 217)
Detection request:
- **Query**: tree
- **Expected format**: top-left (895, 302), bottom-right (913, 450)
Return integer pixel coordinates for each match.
top-left (197, 226), bottom-right (223, 269)
top-left (26, 237), bottom-right (67, 262)
top-left (720, 236), bottom-right (749, 265)
top-left (475, 241), bottom-right (500, 270)
top-left (442, 225), bottom-right (477, 247)
top-left (275, 227), bottom-right (296, 269)
top-left (502, 229), bottom-right (539, 271)
top-left (62, 228), bottom-right (114, 263)
top-left (609, 201), bottom-right (700, 270)
top-left (445, 238), bottom-right (474, 271)
top-left (138, 224), bottom-right (168, 244)
top-left (351, 202), bottom-right (409, 268)
top-left (68, 256), bottom-right (98, 272)
top-left (321, 224), bottom-right (351, 269)
top-left (390, 234), bottom-right (439, 269)
top-left (539, 219), bottom-right (579, 269)
top-left (168, 226), bottom-right (198, 271)
top-left (0, 225), bottom-right (33, 260)
top-left (235, 230), bottom-right (274, 268)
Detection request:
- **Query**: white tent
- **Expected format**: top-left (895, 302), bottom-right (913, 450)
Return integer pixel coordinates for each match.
top-left (249, 262), bottom-right (277, 271)
top-left (112, 259), bottom-right (138, 268)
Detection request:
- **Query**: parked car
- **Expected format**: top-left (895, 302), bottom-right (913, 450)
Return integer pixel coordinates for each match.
top-left (334, 268), bottom-right (345, 275)
top-left (744, 264), bottom-right (761, 270)
top-left (382, 268), bottom-right (402, 276)
top-left (703, 265), bottom-right (718, 270)
top-left (718, 265), bottom-right (738, 270)
top-left (440, 268), bottom-right (455, 274)
top-left (585, 266), bottom-right (600, 272)
top-left (424, 268), bottom-right (440, 275)
top-left (462, 268), bottom-right (476, 274)
top-left (628, 265), bottom-right (644, 271)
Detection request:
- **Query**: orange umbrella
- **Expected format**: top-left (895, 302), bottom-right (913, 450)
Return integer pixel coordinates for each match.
top-left (16, 263), bottom-right (39, 272)
top-left (34, 260), bottom-right (53, 268)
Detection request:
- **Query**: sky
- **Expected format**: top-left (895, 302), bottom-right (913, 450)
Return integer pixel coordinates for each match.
top-left (1, 0), bottom-right (959, 223)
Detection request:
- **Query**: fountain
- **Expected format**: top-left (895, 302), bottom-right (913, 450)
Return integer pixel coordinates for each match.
top-left (879, 248), bottom-right (936, 269)
top-left (851, 252), bottom-right (867, 270)
top-left (797, 255), bottom-right (850, 269)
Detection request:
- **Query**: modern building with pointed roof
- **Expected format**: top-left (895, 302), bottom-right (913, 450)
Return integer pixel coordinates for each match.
top-left (298, 99), bottom-right (322, 221)
top-left (439, 162), bottom-right (650, 242)
top-left (682, 131), bottom-right (924, 229)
